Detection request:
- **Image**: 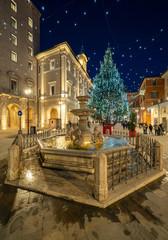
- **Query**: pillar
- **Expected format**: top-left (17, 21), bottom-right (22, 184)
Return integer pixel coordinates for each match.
top-left (155, 142), bottom-right (163, 171)
top-left (7, 144), bottom-right (20, 181)
top-left (40, 62), bottom-right (45, 128)
top-left (61, 53), bottom-right (67, 95)
top-left (94, 153), bottom-right (108, 202)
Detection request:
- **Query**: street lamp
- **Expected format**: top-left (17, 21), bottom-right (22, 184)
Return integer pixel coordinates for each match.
top-left (25, 89), bottom-right (31, 135)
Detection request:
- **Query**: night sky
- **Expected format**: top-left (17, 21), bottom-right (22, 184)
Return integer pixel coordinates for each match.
top-left (31, 0), bottom-right (168, 92)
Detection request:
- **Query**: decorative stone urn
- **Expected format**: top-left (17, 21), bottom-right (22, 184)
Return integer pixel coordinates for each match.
top-left (70, 96), bottom-right (96, 144)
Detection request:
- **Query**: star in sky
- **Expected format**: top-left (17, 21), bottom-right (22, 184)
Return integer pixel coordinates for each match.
top-left (31, 0), bottom-right (168, 92)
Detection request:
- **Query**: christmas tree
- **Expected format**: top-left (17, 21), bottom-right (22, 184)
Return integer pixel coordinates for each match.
top-left (89, 46), bottom-right (129, 124)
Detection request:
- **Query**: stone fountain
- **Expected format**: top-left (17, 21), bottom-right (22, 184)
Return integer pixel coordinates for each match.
top-left (38, 96), bottom-right (127, 173)
top-left (71, 96), bottom-right (96, 144)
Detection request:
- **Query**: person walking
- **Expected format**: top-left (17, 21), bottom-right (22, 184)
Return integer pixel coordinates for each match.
top-left (149, 124), bottom-right (153, 134)
top-left (154, 123), bottom-right (158, 136)
top-left (143, 123), bottom-right (148, 134)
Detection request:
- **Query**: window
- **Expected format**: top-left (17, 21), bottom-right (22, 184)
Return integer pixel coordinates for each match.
top-left (11, 34), bottom-right (17, 46)
top-left (28, 17), bottom-right (33, 28)
top-left (79, 75), bottom-right (82, 83)
top-left (38, 66), bottom-right (41, 74)
top-left (151, 91), bottom-right (158, 99)
top-left (11, 0), bottom-right (17, 12)
top-left (50, 60), bottom-right (55, 70)
top-left (132, 102), bottom-right (136, 107)
top-left (162, 107), bottom-right (166, 113)
top-left (11, 51), bottom-right (17, 62)
top-left (74, 68), bottom-right (77, 77)
top-left (28, 61), bottom-right (33, 70)
top-left (28, 32), bottom-right (33, 42)
top-left (11, 79), bottom-right (17, 90)
top-left (28, 46), bottom-right (33, 56)
top-left (74, 90), bottom-right (77, 98)
top-left (67, 60), bottom-right (70, 71)
top-left (167, 79), bottom-right (168, 86)
top-left (50, 85), bottom-right (55, 95)
top-left (152, 79), bottom-right (156, 86)
top-left (143, 95), bottom-right (145, 101)
top-left (11, 16), bottom-right (17, 29)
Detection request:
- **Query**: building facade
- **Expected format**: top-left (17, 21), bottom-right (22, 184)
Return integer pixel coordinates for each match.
top-left (139, 74), bottom-right (165, 125)
top-left (150, 69), bottom-right (168, 130)
top-left (36, 42), bottom-right (93, 128)
top-left (127, 91), bottom-right (140, 122)
top-left (151, 101), bottom-right (168, 131)
top-left (0, 0), bottom-right (41, 130)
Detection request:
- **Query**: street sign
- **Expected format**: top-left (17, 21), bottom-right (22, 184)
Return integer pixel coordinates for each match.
top-left (18, 110), bottom-right (23, 116)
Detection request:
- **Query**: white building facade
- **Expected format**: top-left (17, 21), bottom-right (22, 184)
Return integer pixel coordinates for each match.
top-left (36, 42), bottom-right (93, 129)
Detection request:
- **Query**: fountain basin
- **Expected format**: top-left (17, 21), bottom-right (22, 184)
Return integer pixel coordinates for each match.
top-left (38, 135), bottom-right (128, 174)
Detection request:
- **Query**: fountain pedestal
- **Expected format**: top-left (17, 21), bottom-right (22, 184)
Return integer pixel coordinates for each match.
top-left (70, 96), bottom-right (96, 144)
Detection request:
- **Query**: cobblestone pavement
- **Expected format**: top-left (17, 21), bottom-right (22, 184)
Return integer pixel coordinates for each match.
top-left (0, 127), bottom-right (168, 239)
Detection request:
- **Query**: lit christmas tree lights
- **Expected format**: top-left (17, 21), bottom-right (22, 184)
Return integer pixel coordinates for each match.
top-left (89, 46), bottom-right (129, 124)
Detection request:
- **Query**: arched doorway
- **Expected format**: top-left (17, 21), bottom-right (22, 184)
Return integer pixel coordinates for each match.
top-left (50, 108), bottom-right (58, 118)
top-left (7, 104), bottom-right (20, 128)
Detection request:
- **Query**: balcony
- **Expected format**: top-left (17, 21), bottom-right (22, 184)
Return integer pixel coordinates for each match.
top-left (0, 88), bottom-right (35, 100)
top-left (0, 87), bottom-right (20, 96)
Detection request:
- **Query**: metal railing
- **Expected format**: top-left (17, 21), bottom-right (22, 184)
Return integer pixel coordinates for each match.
top-left (22, 128), bottom-right (66, 149)
top-left (106, 131), bottom-right (158, 189)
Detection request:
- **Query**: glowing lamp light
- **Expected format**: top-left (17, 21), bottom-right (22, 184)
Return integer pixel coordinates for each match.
top-left (26, 170), bottom-right (33, 181)
top-left (41, 96), bottom-right (44, 100)
top-left (25, 89), bottom-right (31, 95)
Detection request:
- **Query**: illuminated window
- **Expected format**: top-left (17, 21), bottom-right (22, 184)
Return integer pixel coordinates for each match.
top-left (28, 17), bottom-right (33, 28)
top-left (11, 34), bottom-right (17, 46)
top-left (11, 79), bottom-right (17, 90)
top-left (11, 0), bottom-right (17, 12)
top-left (11, 51), bottom-right (17, 62)
top-left (28, 46), bottom-right (33, 56)
top-left (28, 32), bottom-right (33, 42)
top-left (28, 61), bottom-right (33, 70)
top-left (50, 59), bottom-right (55, 70)
top-left (67, 60), bottom-right (70, 71)
top-left (11, 16), bottom-right (17, 29)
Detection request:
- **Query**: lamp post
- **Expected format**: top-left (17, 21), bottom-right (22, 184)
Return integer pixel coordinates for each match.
top-left (25, 89), bottom-right (31, 135)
